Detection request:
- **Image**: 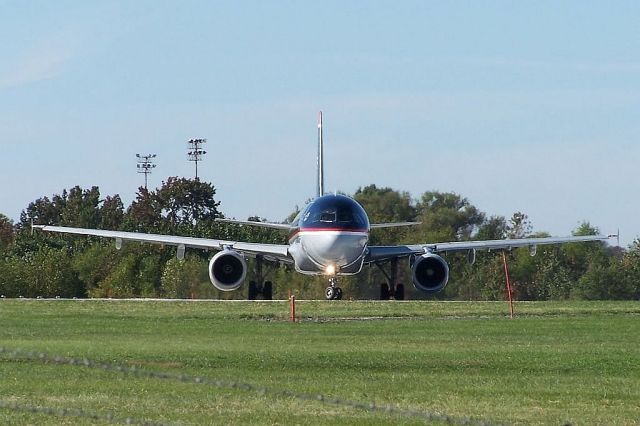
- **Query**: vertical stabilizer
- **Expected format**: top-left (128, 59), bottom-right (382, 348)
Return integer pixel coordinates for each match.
top-left (317, 111), bottom-right (324, 198)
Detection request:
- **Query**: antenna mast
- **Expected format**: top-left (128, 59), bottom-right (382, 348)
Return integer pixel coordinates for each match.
top-left (136, 154), bottom-right (156, 189)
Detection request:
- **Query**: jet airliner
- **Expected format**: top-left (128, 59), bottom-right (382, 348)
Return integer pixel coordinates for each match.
top-left (34, 112), bottom-right (614, 300)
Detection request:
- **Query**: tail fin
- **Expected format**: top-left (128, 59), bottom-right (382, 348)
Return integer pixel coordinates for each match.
top-left (317, 111), bottom-right (324, 198)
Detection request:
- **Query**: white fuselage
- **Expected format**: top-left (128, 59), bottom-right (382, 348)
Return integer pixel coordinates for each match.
top-left (289, 229), bottom-right (369, 275)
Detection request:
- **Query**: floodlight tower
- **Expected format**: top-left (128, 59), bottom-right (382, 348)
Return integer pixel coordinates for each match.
top-left (187, 138), bottom-right (207, 180)
top-left (136, 154), bottom-right (157, 189)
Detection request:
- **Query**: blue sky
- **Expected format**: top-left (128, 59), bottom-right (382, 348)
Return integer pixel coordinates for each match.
top-left (1, 1), bottom-right (638, 245)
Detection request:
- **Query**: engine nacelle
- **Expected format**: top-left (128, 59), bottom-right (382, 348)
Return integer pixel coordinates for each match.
top-left (411, 253), bottom-right (450, 294)
top-left (208, 250), bottom-right (247, 291)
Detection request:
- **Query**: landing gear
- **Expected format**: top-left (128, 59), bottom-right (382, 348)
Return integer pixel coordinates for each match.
top-left (325, 277), bottom-right (343, 300)
top-left (248, 280), bottom-right (273, 300)
top-left (248, 256), bottom-right (276, 300)
top-left (248, 281), bottom-right (258, 300)
top-left (376, 259), bottom-right (405, 300)
top-left (394, 283), bottom-right (405, 300)
top-left (380, 282), bottom-right (390, 300)
top-left (263, 281), bottom-right (273, 300)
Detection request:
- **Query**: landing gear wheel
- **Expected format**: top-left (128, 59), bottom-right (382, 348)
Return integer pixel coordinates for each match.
top-left (325, 286), bottom-right (343, 300)
top-left (394, 283), bottom-right (405, 301)
top-left (380, 283), bottom-right (390, 300)
top-left (325, 286), bottom-right (336, 300)
top-left (263, 281), bottom-right (273, 300)
top-left (248, 281), bottom-right (258, 300)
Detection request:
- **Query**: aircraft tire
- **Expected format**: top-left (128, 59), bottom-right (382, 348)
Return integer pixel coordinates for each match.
top-left (335, 287), bottom-right (343, 300)
top-left (325, 286), bottom-right (336, 300)
top-left (248, 281), bottom-right (258, 300)
top-left (380, 283), bottom-right (390, 300)
top-left (263, 281), bottom-right (273, 300)
top-left (394, 283), bottom-right (405, 300)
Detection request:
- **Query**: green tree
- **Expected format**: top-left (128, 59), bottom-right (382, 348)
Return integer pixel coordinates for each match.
top-left (475, 254), bottom-right (508, 301)
top-left (100, 195), bottom-right (125, 230)
top-left (161, 256), bottom-right (215, 299)
top-left (414, 191), bottom-right (485, 243)
top-left (354, 185), bottom-right (415, 223)
top-left (354, 185), bottom-right (416, 246)
top-left (507, 212), bottom-right (532, 239)
top-left (123, 187), bottom-right (163, 232)
top-left (0, 213), bottom-right (15, 251)
top-left (77, 243), bottom-right (172, 298)
top-left (19, 192), bottom-right (67, 227)
top-left (136, 250), bottom-right (167, 296)
top-left (9, 246), bottom-right (84, 298)
top-left (73, 243), bottom-right (120, 294)
top-left (533, 250), bottom-right (573, 300)
top-left (0, 255), bottom-right (22, 297)
top-left (573, 239), bottom-right (639, 300)
top-left (90, 253), bottom-right (138, 298)
top-left (60, 186), bottom-right (101, 228)
top-left (562, 222), bottom-right (608, 283)
top-left (156, 177), bottom-right (221, 232)
top-left (620, 240), bottom-right (640, 299)
top-left (19, 185), bottom-right (103, 229)
top-left (475, 215), bottom-right (507, 240)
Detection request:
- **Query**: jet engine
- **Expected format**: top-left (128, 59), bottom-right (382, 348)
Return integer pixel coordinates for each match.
top-left (411, 253), bottom-right (450, 294)
top-left (208, 250), bottom-right (247, 291)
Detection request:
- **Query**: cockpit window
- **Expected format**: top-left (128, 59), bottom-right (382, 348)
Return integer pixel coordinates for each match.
top-left (299, 195), bottom-right (369, 230)
top-left (337, 209), bottom-right (353, 223)
top-left (320, 210), bottom-right (336, 223)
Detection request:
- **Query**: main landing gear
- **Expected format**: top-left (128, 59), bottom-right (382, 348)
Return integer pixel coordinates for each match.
top-left (248, 280), bottom-right (273, 300)
top-left (376, 258), bottom-right (405, 300)
top-left (248, 255), bottom-right (275, 300)
top-left (325, 277), bottom-right (343, 300)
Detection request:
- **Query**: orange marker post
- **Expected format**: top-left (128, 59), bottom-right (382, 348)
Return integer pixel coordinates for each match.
top-left (289, 295), bottom-right (296, 323)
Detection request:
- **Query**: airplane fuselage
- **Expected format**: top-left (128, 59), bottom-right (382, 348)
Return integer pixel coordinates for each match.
top-left (288, 194), bottom-right (369, 275)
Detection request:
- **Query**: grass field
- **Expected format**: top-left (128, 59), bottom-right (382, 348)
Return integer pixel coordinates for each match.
top-left (1, 299), bottom-right (639, 425)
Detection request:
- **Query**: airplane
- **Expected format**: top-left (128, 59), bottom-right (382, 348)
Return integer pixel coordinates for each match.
top-left (33, 112), bottom-right (615, 300)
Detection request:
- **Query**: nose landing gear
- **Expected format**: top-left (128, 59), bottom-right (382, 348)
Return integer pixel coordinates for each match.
top-left (325, 277), bottom-right (343, 300)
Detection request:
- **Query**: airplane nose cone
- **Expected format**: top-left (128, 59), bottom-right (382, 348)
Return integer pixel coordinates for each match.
top-left (301, 232), bottom-right (367, 268)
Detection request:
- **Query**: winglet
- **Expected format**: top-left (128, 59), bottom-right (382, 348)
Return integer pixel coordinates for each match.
top-left (609, 229), bottom-right (620, 247)
top-left (31, 222), bottom-right (45, 235)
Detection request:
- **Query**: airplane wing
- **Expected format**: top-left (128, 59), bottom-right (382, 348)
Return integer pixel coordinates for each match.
top-left (32, 225), bottom-right (292, 263)
top-left (214, 218), bottom-right (293, 231)
top-left (366, 234), bottom-right (615, 262)
top-left (370, 222), bottom-right (421, 229)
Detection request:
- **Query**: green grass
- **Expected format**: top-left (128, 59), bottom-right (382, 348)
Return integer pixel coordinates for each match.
top-left (0, 300), bottom-right (639, 425)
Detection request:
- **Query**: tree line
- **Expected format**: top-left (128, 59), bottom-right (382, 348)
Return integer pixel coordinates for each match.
top-left (0, 180), bottom-right (638, 300)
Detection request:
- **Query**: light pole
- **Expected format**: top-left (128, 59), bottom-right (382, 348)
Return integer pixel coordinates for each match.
top-left (136, 154), bottom-right (157, 189)
top-left (187, 138), bottom-right (207, 180)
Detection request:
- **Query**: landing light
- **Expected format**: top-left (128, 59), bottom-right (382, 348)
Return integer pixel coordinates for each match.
top-left (325, 264), bottom-right (336, 275)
